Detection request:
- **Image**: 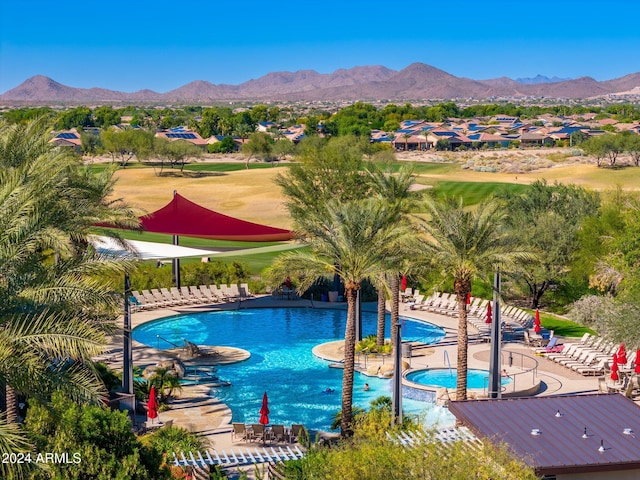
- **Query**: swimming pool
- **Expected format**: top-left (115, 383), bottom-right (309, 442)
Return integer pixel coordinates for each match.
top-left (132, 307), bottom-right (453, 431)
top-left (405, 368), bottom-right (512, 390)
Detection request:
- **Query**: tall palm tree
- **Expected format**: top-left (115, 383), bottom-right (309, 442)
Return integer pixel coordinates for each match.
top-left (419, 196), bottom-right (529, 401)
top-left (268, 198), bottom-right (413, 437)
top-left (367, 164), bottom-right (418, 349)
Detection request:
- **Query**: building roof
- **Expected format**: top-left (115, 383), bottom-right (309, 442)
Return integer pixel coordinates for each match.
top-left (449, 393), bottom-right (640, 476)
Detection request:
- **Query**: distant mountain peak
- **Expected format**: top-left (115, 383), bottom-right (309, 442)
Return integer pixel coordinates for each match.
top-left (515, 74), bottom-right (573, 84)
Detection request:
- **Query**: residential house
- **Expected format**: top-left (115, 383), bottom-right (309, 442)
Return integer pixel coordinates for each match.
top-left (50, 129), bottom-right (82, 153)
top-left (155, 127), bottom-right (208, 149)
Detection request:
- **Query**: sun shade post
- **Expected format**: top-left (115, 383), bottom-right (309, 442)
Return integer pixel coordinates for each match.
top-left (123, 272), bottom-right (134, 396)
top-left (488, 268), bottom-right (502, 399)
top-left (393, 318), bottom-right (403, 425)
top-left (172, 234), bottom-right (181, 288)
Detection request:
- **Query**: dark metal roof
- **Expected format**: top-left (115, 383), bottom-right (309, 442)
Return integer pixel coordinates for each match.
top-left (449, 393), bottom-right (640, 476)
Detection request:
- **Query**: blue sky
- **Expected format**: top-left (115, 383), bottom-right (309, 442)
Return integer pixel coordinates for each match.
top-left (2, 0), bottom-right (640, 94)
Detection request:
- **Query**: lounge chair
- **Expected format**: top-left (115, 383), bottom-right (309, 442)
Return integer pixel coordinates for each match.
top-left (189, 285), bottom-right (208, 303)
top-left (239, 282), bottom-right (254, 299)
top-left (170, 287), bottom-right (190, 305)
top-left (210, 285), bottom-right (230, 301)
top-left (289, 424), bottom-right (306, 444)
top-left (249, 423), bottom-right (266, 443)
top-left (199, 285), bottom-right (219, 302)
top-left (232, 422), bottom-right (248, 442)
top-left (180, 286), bottom-right (199, 304)
top-left (270, 424), bottom-right (287, 443)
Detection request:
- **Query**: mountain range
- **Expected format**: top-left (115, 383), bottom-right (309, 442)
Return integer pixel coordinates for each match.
top-left (2, 63), bottom-right (640, 104)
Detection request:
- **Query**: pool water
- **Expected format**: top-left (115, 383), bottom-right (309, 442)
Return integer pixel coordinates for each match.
top-left (405, 368), bottom-right (512, 390)
top-left (133, 307), bottom-right (452, 431)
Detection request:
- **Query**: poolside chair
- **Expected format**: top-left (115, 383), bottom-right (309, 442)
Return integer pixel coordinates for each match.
top-left (131, 291), bottom-right (153, 310)
top-left (170, 287), bottom-right (190, 305)
top-left (189, 285), bottom-right (208, 303)
top-left (142, 289), bottom-right (166, 307)
top-left (239, 283), bottom-right (253, 299)
top-left (160, 287), bottom-right (182, 306)
top-left (180, 286), bottom-right (199, 304)
top-left (289, 424), bottom-right (306, 444)
top-left (249, 423), bottom-right (266, 443)
top-left (199, 285), bottom-right (219, 302)
top-left (232, 423), bottom-right (248, 442)
top-left (210, 285), bottom-right (230, 301)
top-left (270, 424), bottom-right (287, 443)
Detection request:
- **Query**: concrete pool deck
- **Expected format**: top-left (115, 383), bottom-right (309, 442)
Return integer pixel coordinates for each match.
top-left (101, 294), bottom-right (605, 475)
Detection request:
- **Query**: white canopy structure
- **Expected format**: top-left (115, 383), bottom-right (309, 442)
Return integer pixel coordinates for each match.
top-left (90, 235), bottom-right (219, 260)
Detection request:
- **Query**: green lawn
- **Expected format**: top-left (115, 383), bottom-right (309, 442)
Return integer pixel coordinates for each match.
top-left (182, 162), bottom-right (284, 172)
top-left (431, 181), bottom-right (529, 206)
top-left (534, 311), bottom-right (597, 338)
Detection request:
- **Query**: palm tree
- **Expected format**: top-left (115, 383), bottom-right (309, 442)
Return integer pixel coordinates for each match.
top-left (367, 164), bottom-right (418, 349)
top-left (0, 118), bottom-right (138, 462)
top-left (419, 196), bottom-right (529, 401)
top-left (268, 199), bottom-right (412, 437)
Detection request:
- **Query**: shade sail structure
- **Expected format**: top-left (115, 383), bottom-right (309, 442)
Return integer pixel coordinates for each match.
top-left (139, 193), bottom-right (293, 242)
top-left (91, 235), bottom-right (217, 260)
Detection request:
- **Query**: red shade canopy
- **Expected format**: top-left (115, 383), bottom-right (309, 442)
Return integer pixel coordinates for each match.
top-left (259, 392), bottom-right (270, 425)
top-left (147, 385), bottom-right (159, 421)
top-left (140, 193), bottom-right (293, 242)
top-left (611, 353), bottom-right (619, 381)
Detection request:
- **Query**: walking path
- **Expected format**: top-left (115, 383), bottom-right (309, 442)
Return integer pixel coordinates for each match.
top-left (101, 294), bottom-right (605, 477)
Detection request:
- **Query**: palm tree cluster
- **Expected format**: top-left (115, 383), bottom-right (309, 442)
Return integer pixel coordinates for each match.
top-left (0, 118), bottom-right (138, 477)
top-left (271, 136), bottom-right (530, 436)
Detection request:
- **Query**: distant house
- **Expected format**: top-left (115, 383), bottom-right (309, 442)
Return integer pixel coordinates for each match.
top-left (281, 124), bottom-right (306, 143)
top-left (426, 129), bottom-right (472, 151)
top-left (50, 129), bottom-right (82, 153)
top-left (466, 132), bottom-right (511, 148)
top-left (155, 127), bottom-right (208, 149)
top-left (256, 121), bottom-right (276, 132)
top-left (518, 132), bottom-right (554, 147)
top-left (449, 393), bottom-right (640, 479)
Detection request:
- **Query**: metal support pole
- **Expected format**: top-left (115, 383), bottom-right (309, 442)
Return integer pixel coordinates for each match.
top-left (122, 273), bottom-right (134, 396)
top-left (392, 320), bottom-right (403, 425)
top-left (172, 234), bottom-right (181, 288)
top-left (488, 269), bottom-right (502, 399)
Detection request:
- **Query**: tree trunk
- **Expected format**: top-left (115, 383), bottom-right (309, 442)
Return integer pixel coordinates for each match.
top-left (390, 274), bottom-right (400, 350)
top-left (4, 384), bottom-right (18, 424)
top-left (455, 291), bottom-right (469, 402)
top-left (376, 287), bottom-right (386, 348)
top-left (341, 286), bottom-right (357, 438)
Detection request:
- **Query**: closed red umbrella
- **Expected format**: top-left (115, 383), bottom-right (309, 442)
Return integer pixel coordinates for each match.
top-left (466, 292), bottom-right (471, 305)
top-left (617, 343), bottom-right (627, 365)
top-left (634, 349), bottom-right (640, 374)
top-left (400, 275), bottom-right (407, 292)
top-left (147, 385), bottom-right (159, 423)
top-left (611, 353), bottom-right (619, 381)
top-left (534, 309), bottom-right (541, 334)
top-left (485, 302), bottom-right (492, 324)
top-left (259, 391), bottom-right (270, 425)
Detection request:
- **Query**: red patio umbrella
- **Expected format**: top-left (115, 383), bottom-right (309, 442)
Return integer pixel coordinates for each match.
top-left (259, 391), bottom-right (270, 425)
top-left (466, 292), bottom-right (471, 305)
top-left (485, 302), bottom-right (492, 324)
top-left (147, 385), bottom-right (159, 424)
top-left (400, 275), bottom-right (407, 292)
top-left (617, 343), bottom-right (627, 365)
top-left (611, 353), bottom-right (619, 382)
top-left (534, 309), bottom-right (541, 334)
top-left (635, 349), bottom-right (640, 374)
